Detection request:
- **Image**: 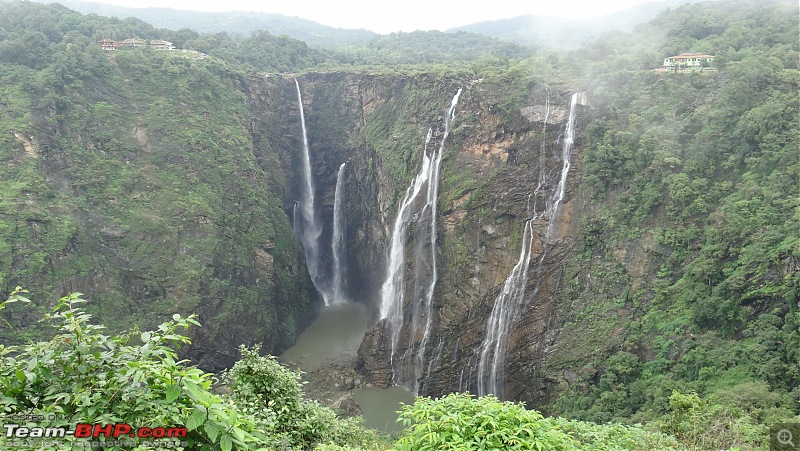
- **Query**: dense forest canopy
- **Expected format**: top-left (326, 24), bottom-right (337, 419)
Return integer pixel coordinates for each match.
top-left (0, 0), bottom-right (797, 449)
top-left (549, 0), bottom-right (799, 426)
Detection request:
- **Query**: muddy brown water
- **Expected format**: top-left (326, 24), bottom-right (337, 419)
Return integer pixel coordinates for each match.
top-left (279, 302), bottom-right (415, 432)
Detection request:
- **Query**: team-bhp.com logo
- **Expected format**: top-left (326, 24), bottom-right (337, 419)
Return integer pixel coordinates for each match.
top-left (5, 422), bottom-right (187, 439)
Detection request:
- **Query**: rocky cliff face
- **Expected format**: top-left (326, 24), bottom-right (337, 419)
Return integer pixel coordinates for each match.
top-left (3, 61), bottom-right (588, 400)
top-left (371, 84), bottom-right (589, 404)
top-left (0, 53), bottom-right (315, 371)
top-left (256, 72), bottom-right (588, 405)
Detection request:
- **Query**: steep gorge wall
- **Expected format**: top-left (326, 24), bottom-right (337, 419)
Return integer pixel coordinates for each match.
top-left (363, 84), bottom-right (589, 404)
top-left (0, 53), bottom-right (315, 370)
top-left (254, 73), bottom-right (469, 305)
top-left (425, 91), bottom-right (587, 403)
top-left (255, 71), bottom-right (589, 405)
top-left (2, 60), bottom-right (588, 402)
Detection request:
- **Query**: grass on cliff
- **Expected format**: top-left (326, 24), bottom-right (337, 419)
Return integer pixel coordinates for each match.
top-left (0, 9), bottom-right (314, 355)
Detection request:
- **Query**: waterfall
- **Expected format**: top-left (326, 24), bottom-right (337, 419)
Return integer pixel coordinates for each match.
top-left (330, 162), bottom-right (348, 304)
top-left (476, 220), bottom-right (537, 397)
top-left (547, 92), bottom-right (583, 237)
top-left (292, 201), bottom-right (300, 236)
top-left (294, 80), bottom-right (332, 305)
top-left (379, 89), bottom-right (462, 393)
top-left (475, 92), bottom-right (582, 398)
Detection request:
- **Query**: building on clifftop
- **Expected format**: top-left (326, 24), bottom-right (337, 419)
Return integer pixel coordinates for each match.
top-left (663, 52), bottom-right (715, 70)
top-left (149, 40), bottom-right (176, 50)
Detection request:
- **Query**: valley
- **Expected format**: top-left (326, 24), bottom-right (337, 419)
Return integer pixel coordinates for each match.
top-left (0, 0), bottom-right (797, 449)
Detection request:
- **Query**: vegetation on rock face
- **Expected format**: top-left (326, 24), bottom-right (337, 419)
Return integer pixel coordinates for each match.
top-left (0, 1), bottom-right (314, 368)
top-left (548, 0), bottom-right (799, 431)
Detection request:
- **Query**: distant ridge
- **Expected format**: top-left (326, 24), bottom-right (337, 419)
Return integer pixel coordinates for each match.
top-left (447, 0), bottom-right (707, 48)
top-left (37, 0), bottom-right (705, 49)
top-left (36, 0), bottom-right (378, 48)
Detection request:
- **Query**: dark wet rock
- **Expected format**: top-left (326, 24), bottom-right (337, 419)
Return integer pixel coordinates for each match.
top-left (356, 319), bottom-right (393, 388)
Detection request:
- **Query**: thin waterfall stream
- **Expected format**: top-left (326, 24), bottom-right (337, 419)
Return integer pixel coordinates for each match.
top-left (293, 79), bottom-right (334, 305)
top-left (331, 162), bottom-right (348, 303)
top-left (475, 92), bottom-right (584, 398)
top-left (379, 89), bottom-right (462, 393)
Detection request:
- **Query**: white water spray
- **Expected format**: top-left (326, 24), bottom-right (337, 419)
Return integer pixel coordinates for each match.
top-left (475, 92), bottom-right (583, 397)
top-left (330, 162), bottom-right (348, 304)
top-left (379, 89), bottom-right (462, 393)
top-left (476, 219), bottom-right (537, 397)
top-left (294, 80), bottom-right (332, 305)
top-left (547, 92), bottom-right (583, 236)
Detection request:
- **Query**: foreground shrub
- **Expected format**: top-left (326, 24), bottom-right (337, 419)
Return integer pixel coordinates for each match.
top-left (660, 390), bottom-right (768, 450)
top-left (222, 345), bottom-right (381, 450)
top-left (394, 392), bottom-right (578, 450)
top-left (0, 291), bottom-right (260, 450)
top-left (553, 417), bottom-right (680, 450)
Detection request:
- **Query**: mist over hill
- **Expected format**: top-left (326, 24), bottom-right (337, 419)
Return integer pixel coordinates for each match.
top-left (448, 0), bottom-right (708, 48)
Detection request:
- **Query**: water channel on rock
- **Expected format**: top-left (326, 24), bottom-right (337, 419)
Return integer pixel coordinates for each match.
top-left (279, 302), bottom-right (414, 433)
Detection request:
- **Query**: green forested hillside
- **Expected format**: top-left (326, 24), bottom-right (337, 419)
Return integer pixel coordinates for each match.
top-left (0, 1), bottom-right (330, 72)
top-left (0, 1), bottom-right (315, 368)
top-left (548, 0), bottom-right (799, 433)
top-left (37, 0), bottom-right (380, 49)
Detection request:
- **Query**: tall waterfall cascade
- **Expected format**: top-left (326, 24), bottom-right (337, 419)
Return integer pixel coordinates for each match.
top-left (330, 162), bottom-right (348, 304)
top-left (293, 80), bottom-right (335, 306)
top-left (474, 92), bottom-right (585, 398)
top-left (379, 89), bottom-right (462, 393)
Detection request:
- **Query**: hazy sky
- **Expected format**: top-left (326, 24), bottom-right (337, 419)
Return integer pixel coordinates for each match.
top-left (85, 0), bottom-right (667, 34)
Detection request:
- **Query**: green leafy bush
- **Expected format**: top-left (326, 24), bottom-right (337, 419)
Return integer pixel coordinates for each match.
top-left (222, 345), bottom-right (381, 450)
top-left (0, 290), bottom-right (388, 450)
top-left (660, 390), bottom-right (767, 450)
top-left (0, 291), bottom-right (260, 450)
top-left (393, 392), bottom-right (687, 451)
top-left (394, 392), bottom-right (577, 450)
top-left (552, 418), bottom-right (679, 450)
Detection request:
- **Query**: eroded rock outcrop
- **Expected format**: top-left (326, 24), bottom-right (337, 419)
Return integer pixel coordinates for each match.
top-left (357, 319), bottom-right (393, 388)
